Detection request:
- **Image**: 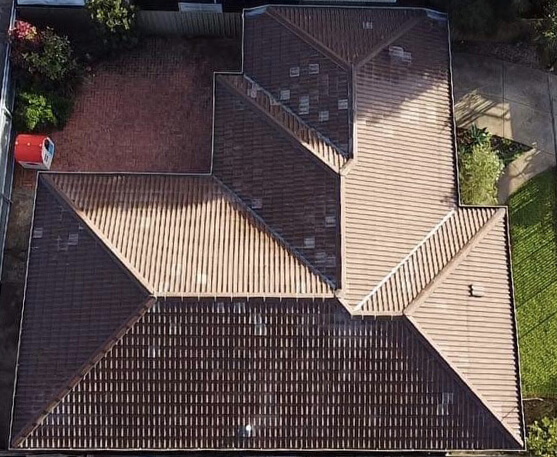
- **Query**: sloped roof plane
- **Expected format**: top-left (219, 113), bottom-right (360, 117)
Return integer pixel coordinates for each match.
top-left (11, 5), bottom-right (524, 452)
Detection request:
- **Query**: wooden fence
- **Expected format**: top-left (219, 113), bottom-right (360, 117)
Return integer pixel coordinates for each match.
top-left (17, 7), bottom-right (242, 38)
top-left (137, 11), bottom-right (242, 37)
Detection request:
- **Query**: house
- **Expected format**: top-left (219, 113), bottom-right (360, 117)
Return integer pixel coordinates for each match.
top-left (10, 6), bottom-right (524, 452)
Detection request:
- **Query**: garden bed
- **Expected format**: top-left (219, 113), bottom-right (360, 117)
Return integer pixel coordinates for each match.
top-left (457, 127), bottom-right (530, 167)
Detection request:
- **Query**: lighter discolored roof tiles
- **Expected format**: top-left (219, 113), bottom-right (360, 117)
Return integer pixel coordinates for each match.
top-left (11, 5), bottom-right (524, 452)
top-left (49, 173), bottom-right (332, 298)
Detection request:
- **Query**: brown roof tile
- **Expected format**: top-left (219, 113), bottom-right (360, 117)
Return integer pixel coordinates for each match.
top-left (19, 299), bottom-right (519, 450)
top-left (11, 176), bottom-right (149, 444)
top-left (50, 173), bottom-right (332, 298)
top-left (218, 73), bottom-right (348, 172)
top-left (409, 209), bottom-right (522, 443)
top-left (213, 79), bottom-right (341, 284)
top-left (244, 8), bottom-right (352, 153)
top-left (269, 6), bottom-right (423, 66)
top-left (356, 207), bottom-right (498, 314)
top-left (11, 6), bottom-right (524, 452)
top-left (342, 14), bottom-right (457, 308)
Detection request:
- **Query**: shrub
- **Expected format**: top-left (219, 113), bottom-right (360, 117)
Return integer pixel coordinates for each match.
top-left (458, 127), bottom-right (503, 205)
top-left (14, 89), bottom-right (73, 133)
top-left (86, 0), bottom-right (138, 52)
top-left (536, 1), bottom-right (557, 66)
top-left (10, 22), bottom-right (78, 84)
top-left (528, 417), bottom-right (557, 457)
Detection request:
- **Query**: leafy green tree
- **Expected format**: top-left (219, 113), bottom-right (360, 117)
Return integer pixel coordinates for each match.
top-left (528, 417), bottom-right (557, 457)
top-left (86, 0), bottom-right (138, 52)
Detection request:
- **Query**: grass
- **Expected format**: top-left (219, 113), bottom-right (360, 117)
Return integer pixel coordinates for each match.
top-left (508, 168), bottom-right (557, 397)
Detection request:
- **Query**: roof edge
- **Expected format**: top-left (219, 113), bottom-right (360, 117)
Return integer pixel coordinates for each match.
top-left (265, 7), bottom-right (350, 70)
top-left (11, 296), bottom-right (157, 449)
top-left (407, 315), bottom-right (524, 449)
top-left (404, 208), bottom-right (505, 316)
top-left (42, 174), bottom-right (154, 294)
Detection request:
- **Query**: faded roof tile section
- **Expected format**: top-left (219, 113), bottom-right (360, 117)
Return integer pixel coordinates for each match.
top-left (357, 207), bottom-right (498, 314)
top-left (342, 14), bottom-right (456, 308)
top-left (51, 174), bottom-right (332, 298)
top-left (21, 299), bottom-right (519, 451)
top-left (409, 209), bottom-right (523, 444)
top-left (12, 176), bottom-right (148, 443)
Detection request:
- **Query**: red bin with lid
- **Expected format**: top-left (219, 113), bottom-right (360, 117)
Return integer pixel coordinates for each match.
top-left (15, 134), bottom-right (55, 170)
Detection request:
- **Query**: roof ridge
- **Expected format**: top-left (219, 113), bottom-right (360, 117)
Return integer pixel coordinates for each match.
top-left (217, 74), bottom-right (348, 172)
top-left (404, 208), bottom-right (505, 315)
top-left (41, 174), bottom-right (154, 294)
top-left (354, 207), bottom-right (500, 315)
top-left (353, 15), bottom-right (424, 69)
top-left (13, 296), bottom-right (157, 448)
top-left (266, 7), bottom-right (350, 69)
top-left (407, 313), bottom-right (523, 447)
top-left (212, 176), bottom-right (336, 292)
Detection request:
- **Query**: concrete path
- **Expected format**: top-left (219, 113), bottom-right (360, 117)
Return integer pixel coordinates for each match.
top-left (452, 53), bottom-right (557, 202)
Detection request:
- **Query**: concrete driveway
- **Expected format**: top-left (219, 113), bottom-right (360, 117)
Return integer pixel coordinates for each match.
top-left (452, 53), bottom-right (557, 201)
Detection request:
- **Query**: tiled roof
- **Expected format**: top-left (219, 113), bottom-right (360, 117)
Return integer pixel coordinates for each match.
top-left (12, 178), bottom-right (149, 444)
top-left (356, 207), bottom-right (498, 314)
top-left (19, 299), bottom-right (518, 451)
top-left (11, 6), bottom-right (524, 452)
top-left (342, 12), bottom-right (457, 308)
top-left (409, 209), bottom-right (522, 442)
top-left (218, 73), bottom-right (348, 172)
top-left (49, 173), bottom-right (332, 298)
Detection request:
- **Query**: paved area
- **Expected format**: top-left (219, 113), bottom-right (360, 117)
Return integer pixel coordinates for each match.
top-left (51, 36), bottom-right (240, 172)
top-left (453, 53), bottom-right (557, 202)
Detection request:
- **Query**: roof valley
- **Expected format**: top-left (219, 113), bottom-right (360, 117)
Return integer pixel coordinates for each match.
top-left (217, 74), bottom-right (348, 172)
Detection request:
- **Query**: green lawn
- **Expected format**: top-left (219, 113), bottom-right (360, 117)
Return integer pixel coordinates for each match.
top-left (509, 168), bottom-right (557, 397)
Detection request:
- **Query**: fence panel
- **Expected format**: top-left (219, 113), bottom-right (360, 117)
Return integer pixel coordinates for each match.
top-left (137, 11), bottom-right (242, 37)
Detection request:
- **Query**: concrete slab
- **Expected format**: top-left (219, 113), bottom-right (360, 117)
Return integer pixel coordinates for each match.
top-left (504, 63), bottom-right (551, 113)
top-left (454, 91), bottom-right (508, 136)
top-left (498, 148), bottom-right (556, 203)
top-left (504, 101), bottom-right (556, 154)
top-left (452, 53), bottom-right (503, 98)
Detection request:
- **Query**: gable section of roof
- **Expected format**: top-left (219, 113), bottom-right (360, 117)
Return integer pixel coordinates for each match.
top-left (243, 8), bottom-right (351, 154)
top-left (341, 14), bottom-right (455, 308)
top-left (217, 73), bottom-right (348, 173)
top-left (50, 173), bottom-right (332, 298)
top-left (269, 6), bottom-right (426, 66)
top-left (356, 207), bottom-right (498, 314)
top-left (11, 176), bottom-right (149, 446)
top-left (408, 209), bottom-right (523, 445)
top-left (213, 80), bottom-right (341, 286)
top-left (19, 298), bottom-right (520, 451)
